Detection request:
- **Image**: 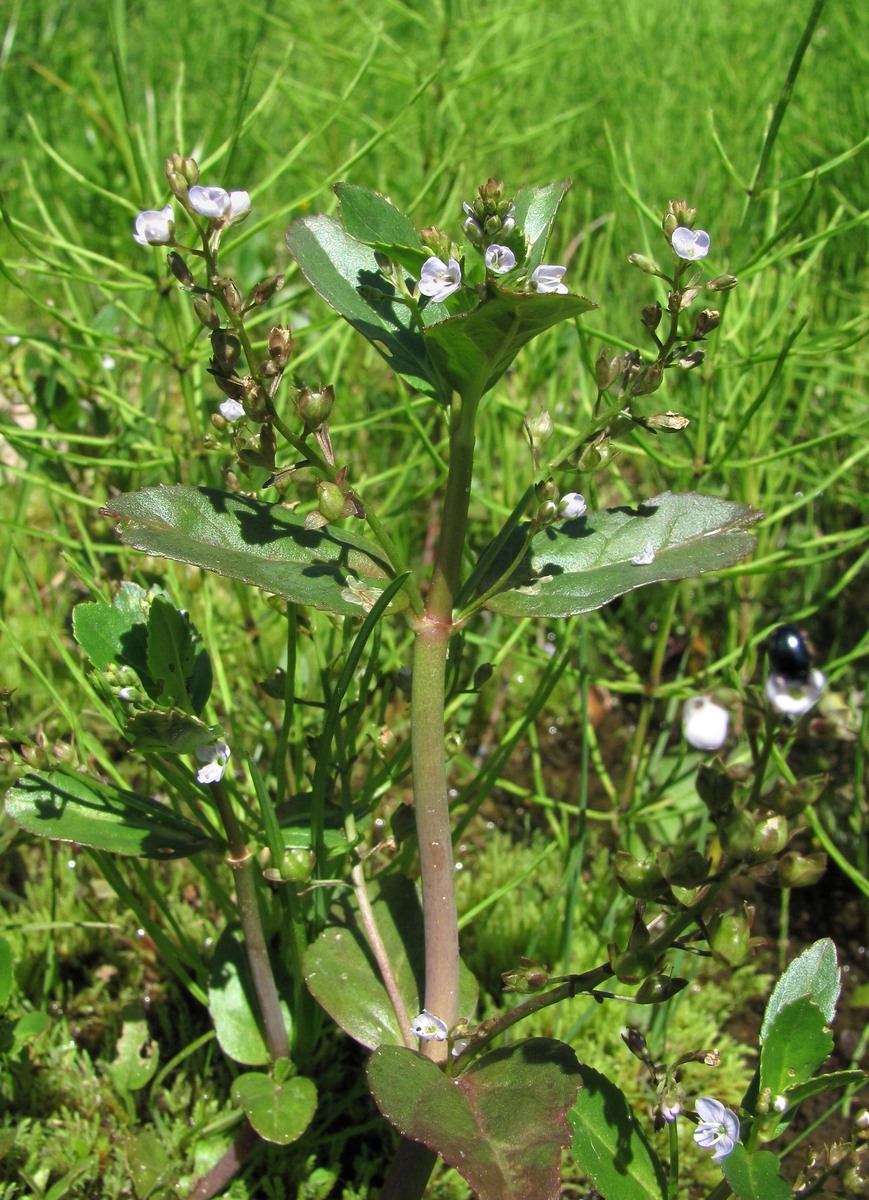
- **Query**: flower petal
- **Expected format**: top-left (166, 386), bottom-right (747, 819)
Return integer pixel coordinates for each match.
top-left (671, 227), bottom-right (711, 261)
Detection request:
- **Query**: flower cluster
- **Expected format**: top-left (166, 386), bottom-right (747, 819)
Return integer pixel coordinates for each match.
top-left (132, 155), bottom-right (250, 248)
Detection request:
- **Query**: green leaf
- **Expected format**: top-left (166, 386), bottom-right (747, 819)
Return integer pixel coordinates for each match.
top-left (4, 769), bottom-right (213, 859)
top-left (124, 709), bottom-right (217, 754)
top-left (8, 1011), bottom-right (50, 1055)
top-left (759, 997), bottom-right (833, 1096)
top-left (108, 1011), bottom-right (160, 1094)
top-left (102, 485), bottom-right (406, 619)
top-left (144, 592), bottom-right (210, 705)
top-left (286, 214), bottom-right (443, 398)
top-left (0, 937), bottom-right (12, 1013)
top-left (760, 937), bottom-right (840, 1042)
top-left (784, 1069), bottom-right (867, 1107)
top-left (568, 1064), bottom-right (666, 1200)
top-left (303, 875), bottom-right (478, 1050)
top-left (334, 182), bottom-right (421, 251)
top-left (511, 180), bottom-right (572, 271)
top-left (368, 1039), bottom-right (581, 1200)
top-left (231, 1071), bottom-right (318, 1146)
top-left (719, 1144), bottom-right (791, 1200)
top-left (124, 1130), bottom-right (172, 1198)
top-left (423, 284), bottom-right (596, 400)
top-left (73, 581), bottom-right (150, 673)
top-left (481, 492), bottom-right (761, 618)
top-left (208, 926), bottom-right (293, 1066)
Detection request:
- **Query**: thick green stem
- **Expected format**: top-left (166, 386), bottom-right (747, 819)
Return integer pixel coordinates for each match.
top-left (211, 781), bottom-right (290, 1062)
top-left (412, 620), bottom-right (460, 1063)
top-left (410, 391), bottom-right (480, 1063)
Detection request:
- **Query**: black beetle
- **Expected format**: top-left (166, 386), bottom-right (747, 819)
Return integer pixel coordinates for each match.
top-left (767, 624), bottom-right (812, 683)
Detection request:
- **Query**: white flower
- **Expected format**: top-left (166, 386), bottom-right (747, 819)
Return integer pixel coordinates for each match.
top-left (133, 204), bottom-right (175, 247)
top-left (765, 668), bottom-right (826, 717)
top-left (101, 354), bottom-right (116, 371)
top-left (410, 1010), bottom-right (449, 1041)
top-left (683, 695), bottom-right (730, 751)
top-left (188, 186), bottom-right (250, 224)
top-left (558, 492), bottom-right (587, 519)
top-left (4, 335), bottom-right (21, 346)
top-left (219, 398), bottom-right (246, 422)
top-left (693, 1096), bottom-right (740, 1161)
top-left (661, 1098), bottom-right (682, 1122)
top-left (484, 244), bottom-right (516, 275)
top-left (671, 227), bottom-right (711, 261)
top-left (195, 741), bottom-right (231, 784)
top-left (530, 264), bottom-right (568, 294)
top-left (631, 542), bottom-right (656, 566)
top-left (418, 256), bottom-right (462, 302)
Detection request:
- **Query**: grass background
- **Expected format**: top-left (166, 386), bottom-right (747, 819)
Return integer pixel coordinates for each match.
top-left (0, 0), bottom-right (867, 1196)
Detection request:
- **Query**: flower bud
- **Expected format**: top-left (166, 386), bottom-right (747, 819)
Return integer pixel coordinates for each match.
top-left (608, 944), bottom-right (657, 984)
top-left (635, 975), bottom-right (688, 1003)
top-left (665, 200), bottom-right (697, 229)
top-left (750, 814), bottom-right (789, 862)
top-left (595, 348), bottom-right (622, 391)
top-left (706, 274), bottom-right (738, 292)
top-left (614, 852), bottom-right (667, 900)
top-left (316, 480), bottom-right (348, 522)
top-left (720, 810), bottom-right (756, 860)
top-left (641, 302), bottom-right (662, 332)
top-left (660, 848), bottom-right (708, 888)
top-left (192, 295), bottom-right (221, 329)
top-left (501, 961), bottom-right (550, 993)
top-left (167, 252), bottom-right (195, 288)
top-left (247, 274), bottom-right (285, 310)
top-left (647, 411), bottom-right (690, 432)
top-left (708, 911), bottom-right (751, 967)
top-left (264, 846), bottom-right (314, 884)
top-left (535, 477), bottom-right (559, 505)
top-left (297, 385), bottom-right (334, 431)
top-left (268, 326), bottom-right (293, 368)
top-left (696, 760), bottom-right (735, 816)
top-left (693, 308), bottom-right (721, 337)
top-left (211, 329), bottom-right (242, 370)
top-left (679, 350), bottom-right (706, 370)
top-left (629, 360), bottom-right (664, 397)
top-left (525, 408), bottom-right (553, 446)
top-left (776, 851), bottom-right (826, 888)
top-left (627, 253), bottom-right (661, 275)
top-left (473, 663), bottom-right (494, 689)
top-left (222, 280), bottom-right (243, 315)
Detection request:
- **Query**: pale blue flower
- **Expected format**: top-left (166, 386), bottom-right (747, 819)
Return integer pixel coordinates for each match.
top-left (133, 204), bottom-right (175, 247)
top-left (683, 696), bottom-right (729, 751)
top-left (672, 227), bottom-right (711, 261)
top-left (188, 185), bottom-right (250, 224)
top-left (484, 244), bottom-right (516, 275)
top-left (418, 256), bottom-right (462, 302)
top-left (219, 398), bottom-right (246, 422)
top-left (558, 492), bottom-right (586, 519)
top-left (694, 1097), bottom-right (740, 1161)
top-left (530, 264), bottom-right (568, 294)
top-left (196, 741), bottom-right (231, 784)
top-left (410, 1010), bottom-right (449, 1041)
top-left (765, 668), bottom-right (825, 717)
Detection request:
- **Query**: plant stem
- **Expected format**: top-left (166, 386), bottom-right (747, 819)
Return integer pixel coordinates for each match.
top-left (351, 861), bottom-right (415, 1048)
top-left (211, 780), bottom-right (290, 1062)
top-left (411, 389), bottom-right (480, 1062)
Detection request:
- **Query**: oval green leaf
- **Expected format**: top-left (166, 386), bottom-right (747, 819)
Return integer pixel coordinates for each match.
top-left (286, 214), bottom-right (443, 398)
top-left (369, 1039), bottom-right (581, 1200)
top-left (208, 927), bottom-right (293, 1066)
top-left (102, 485), bottom-right (405, 619)
top-left (720, 1144), bottom-right (792, 1200)
top-left (232, 1071), bottom-right (317, 1146)
top-left (760, 937), bottom-right (840, 1041)
top-left (303, 875), bottom-right (478, 1050)
top-left (482, 492), bottom-right (761, 618)
top-left (4, 770), bottom-right (214, 859)
top-left (569, 1064), bottom-right (666, 1200)
top-left (423, 284), bottom-right (596, 400)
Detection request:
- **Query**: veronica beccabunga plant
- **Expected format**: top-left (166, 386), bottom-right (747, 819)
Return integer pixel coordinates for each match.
top-left (5, 160), bottom-right (864, 1200)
